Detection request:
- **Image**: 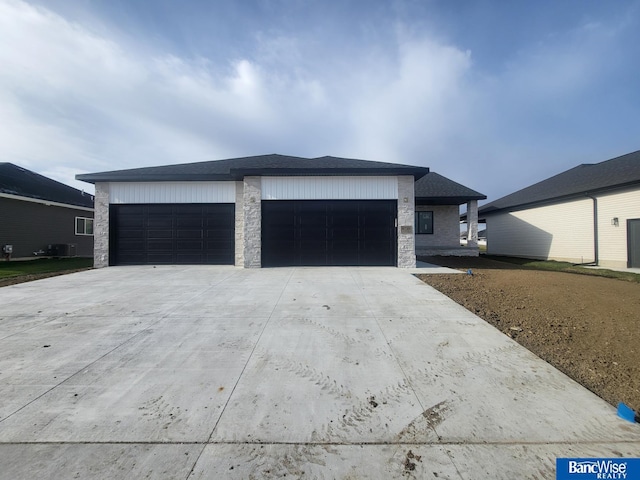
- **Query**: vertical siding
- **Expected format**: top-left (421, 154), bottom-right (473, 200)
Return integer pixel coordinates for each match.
top-left (261, 176), bottom-right (398, 200)
top-left (597, 187), bottom-right (640, 268)
top-left (415, 205), bottom-right (460, 248)
top-left (486, 198), bottom-right (594, 263)
top-left (109, 182), bottom-right (235, 204)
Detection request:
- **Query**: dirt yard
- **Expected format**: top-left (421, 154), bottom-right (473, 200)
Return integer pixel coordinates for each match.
top-left (417, 256), bottom-right (640, 414)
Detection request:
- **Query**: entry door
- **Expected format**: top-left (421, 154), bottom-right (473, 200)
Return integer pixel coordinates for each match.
top-left (628, 219), bottom-right (640, 268)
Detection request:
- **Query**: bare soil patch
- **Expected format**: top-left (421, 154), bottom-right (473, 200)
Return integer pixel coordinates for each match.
top-left (417, 256), bottom-right (640, 413)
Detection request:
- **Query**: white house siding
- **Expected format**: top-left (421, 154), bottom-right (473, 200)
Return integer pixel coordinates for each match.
top-left (261, 176), bottom-right (398, 200)
top-left (597, 187), bottom-right (640, 268)
top-left (109, 182), bottom-right (235, 204)
top-left (415, 205), bottom-right (460, 252)
top-left (486, 198), bottom-right (594, 263)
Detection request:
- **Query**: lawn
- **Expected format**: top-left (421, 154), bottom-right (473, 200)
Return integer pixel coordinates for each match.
top-left (0, 258), bottom-right (93, 280)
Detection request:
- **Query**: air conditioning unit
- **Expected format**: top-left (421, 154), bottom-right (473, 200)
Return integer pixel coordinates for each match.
top-left (47, 244), bottom-right (77, 257)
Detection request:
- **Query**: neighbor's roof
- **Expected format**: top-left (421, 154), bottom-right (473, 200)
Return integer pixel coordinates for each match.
top-left (414, 172), bottom-right (486, 204)
top-left (479, 150), bottom-right (640, 216)
top-left (0, 163), bottom-right (94, 208)
top-left (76, 154), bottom-right (430, 183)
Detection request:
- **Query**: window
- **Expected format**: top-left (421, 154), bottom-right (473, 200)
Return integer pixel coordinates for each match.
top-left (75, 217), bottom-right (94, 236)
top-left (415, 211), bottom-right (433, 234)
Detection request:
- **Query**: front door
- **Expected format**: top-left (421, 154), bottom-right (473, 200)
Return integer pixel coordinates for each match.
top-left (628, 219), bottom-right (640, 268)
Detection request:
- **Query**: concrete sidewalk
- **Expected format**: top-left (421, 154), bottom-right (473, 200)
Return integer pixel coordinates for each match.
top-left (0, 266), bottom-right (638, 479)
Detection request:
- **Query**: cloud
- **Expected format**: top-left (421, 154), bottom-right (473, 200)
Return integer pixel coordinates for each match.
top-left (1, 0), bottom-right (637, 203)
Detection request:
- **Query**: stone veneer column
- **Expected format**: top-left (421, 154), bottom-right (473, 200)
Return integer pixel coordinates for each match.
top-left (234, 181), bottom-right (244, 267)
top-left (243, 176), bottom-right (262, 268)
top-left (397, 175), bottom-right (416, 268)
top-left (93, 182), bottom-right (110, 268)
top-left (467, 200), bottom-right (479, 248)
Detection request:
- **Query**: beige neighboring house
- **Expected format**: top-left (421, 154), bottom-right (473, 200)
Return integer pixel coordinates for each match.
top-left (478, 150), bottom-right (640, 269)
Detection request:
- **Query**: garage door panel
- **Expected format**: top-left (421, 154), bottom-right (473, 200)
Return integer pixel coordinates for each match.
top-left (118, 253), bottom-right (146, 264)
top-left (147, 253), bottom-right (174, 264)
top-left (110, 204), bottom-right (234, 265)
top-left (119, 240), bottom-right (145, 251)
top-left (262, 200), bottom-right (396, 267)
top-left (117, 216), bottom-right (145, 228)
top-left (176, 218), bottom-right (203, 228)
top-left (176, 229), bottom-right (203, 239)
top-left (147, 229), bottom-right (173, 239)
top-left (148, 239), bottom-right (173, 250)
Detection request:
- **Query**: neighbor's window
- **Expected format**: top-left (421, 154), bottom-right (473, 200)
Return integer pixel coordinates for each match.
top-left (415, 211), bottom-right (433, 234)
top-left (75, 217), bottom-right (94, 236)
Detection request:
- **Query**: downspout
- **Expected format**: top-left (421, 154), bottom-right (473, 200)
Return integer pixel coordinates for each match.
top-left (575, 194), bottom-right (598, 266)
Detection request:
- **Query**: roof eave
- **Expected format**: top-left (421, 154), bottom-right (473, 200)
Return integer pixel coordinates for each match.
top-left (417, 194), bottom-right (487, 206)
top-left (77, 167), bottom-right (431, 183)
top-left (75, 173), bottom-right (233, 184)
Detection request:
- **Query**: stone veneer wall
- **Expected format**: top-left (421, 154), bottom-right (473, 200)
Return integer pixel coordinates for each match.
top-left (397, 176), bottom-right (416, 268)
top-left (242, 176), bottom-right (262, 268)
top-left (93, 182), bottom-right (110, 268)
top-left (234, 181), bottom-right (244, 267)
top-left (415, 205), bottom-right (460, 248)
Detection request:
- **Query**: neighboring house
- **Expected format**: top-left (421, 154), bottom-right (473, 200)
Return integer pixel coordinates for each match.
top-left (76, 154), bottom-right (485, 268)
top-left (477, 150), bottom-right (640, 269)
top-left (0, 163), bottom-right (95, 259)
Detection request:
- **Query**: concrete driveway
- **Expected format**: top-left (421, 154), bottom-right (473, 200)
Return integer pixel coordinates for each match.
top-left (0, 266), bottom-right (638, 479)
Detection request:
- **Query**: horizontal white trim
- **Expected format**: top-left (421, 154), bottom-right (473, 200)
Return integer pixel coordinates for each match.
top-left (261, 176), bottom-right (398, 200)
top-left (110, 182), bottom-right (236, 204)
top-left (0, 192), bottom-right (94, 212)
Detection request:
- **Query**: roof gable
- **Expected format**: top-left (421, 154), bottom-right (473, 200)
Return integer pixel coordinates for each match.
top-left (0, 163), bottom-right (94, 208)
top-left (76, 154), bottom-right (430, 183)
top-left (479, 150), bottom-right (640, 215)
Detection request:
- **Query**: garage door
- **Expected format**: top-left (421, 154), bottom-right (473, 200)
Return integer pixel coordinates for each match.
top-left (110, 204), bottom-right (234, 265)
top-left (262, 200), bottom-right (396, 267)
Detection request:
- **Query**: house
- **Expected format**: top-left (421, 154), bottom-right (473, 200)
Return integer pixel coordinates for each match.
top-left (76, 154), bottom-right (485, 268)
top-left (478, 150), bottom-right (640, 269)
top-left (0, 163), bottom-right (95, 259)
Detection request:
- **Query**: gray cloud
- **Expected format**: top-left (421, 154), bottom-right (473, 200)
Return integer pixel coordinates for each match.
top-left (1, 0), bottom-right (638, 202)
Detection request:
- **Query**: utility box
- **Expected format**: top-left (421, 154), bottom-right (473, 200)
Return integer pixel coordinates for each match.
top-left (2, 245), bottom-right (12, 254)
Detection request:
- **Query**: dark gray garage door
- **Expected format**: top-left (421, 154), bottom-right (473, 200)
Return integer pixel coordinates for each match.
top-left (262, 200), bottom-right (396, 267)
top-left (110, 204), bottom-right (234, 265)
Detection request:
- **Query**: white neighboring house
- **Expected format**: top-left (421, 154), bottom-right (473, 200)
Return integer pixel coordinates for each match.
top-left (478, 150), bottom-right (640, 269)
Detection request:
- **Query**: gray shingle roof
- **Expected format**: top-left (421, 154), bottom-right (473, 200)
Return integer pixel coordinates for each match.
top-left (76, 154), bottom-right (430, 183)
top-left (414, 172), bottom-right (486, 204)
top-left (479, 150), bottom-right (640, 216)
top-left (0, 163), bottom-right (94, 208)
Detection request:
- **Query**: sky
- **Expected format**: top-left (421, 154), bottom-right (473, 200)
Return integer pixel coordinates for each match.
top-left (1, 0), bottom-right (639, 201)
